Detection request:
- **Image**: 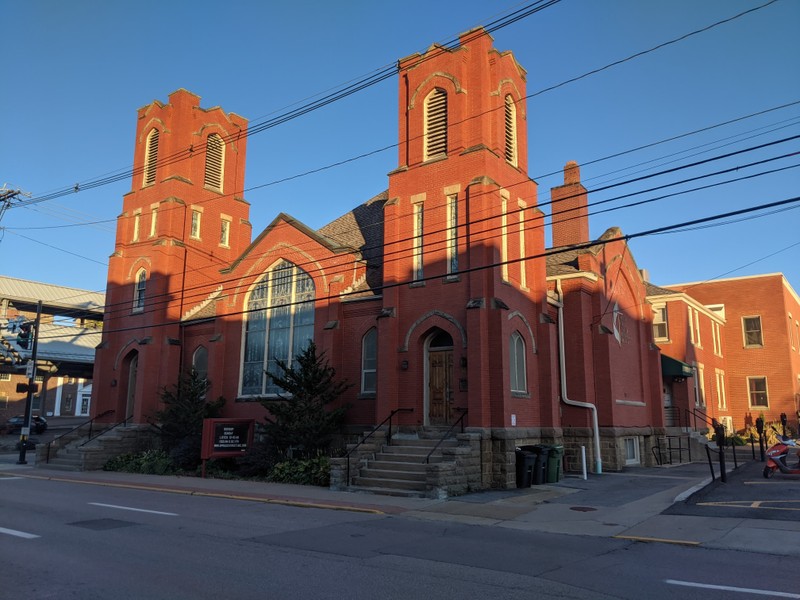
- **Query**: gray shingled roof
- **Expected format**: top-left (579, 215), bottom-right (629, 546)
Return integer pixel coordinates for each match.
top-left (318, 191), bottom-right (387, 294)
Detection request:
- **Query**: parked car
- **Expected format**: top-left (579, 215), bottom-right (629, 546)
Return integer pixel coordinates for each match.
top-left (4, 415), bottom-right (48, 435)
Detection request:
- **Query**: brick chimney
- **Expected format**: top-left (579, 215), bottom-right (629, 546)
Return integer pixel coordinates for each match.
top-left (551, 161), bottom-right (589, 247)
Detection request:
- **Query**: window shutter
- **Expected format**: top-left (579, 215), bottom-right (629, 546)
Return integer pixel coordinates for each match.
top-left (504, 95), bottom-right (517, 165)
top-left (425, 89), bottom-right (447, 159)
top-left (204, 134), bottom-right (224, 190)
top-left (144, 129), bottom-right (159, 186)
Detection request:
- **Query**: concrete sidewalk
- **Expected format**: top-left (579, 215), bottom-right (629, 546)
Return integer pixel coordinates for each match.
top-left (2, 454), bottom-right (799, 556)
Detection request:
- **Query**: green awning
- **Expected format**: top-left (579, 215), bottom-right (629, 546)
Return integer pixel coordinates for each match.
top-left (661, 355), bottom-right (694, 378)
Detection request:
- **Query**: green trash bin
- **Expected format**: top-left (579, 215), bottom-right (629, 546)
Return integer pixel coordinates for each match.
top-left (546, 445), bottom-right (564, 483)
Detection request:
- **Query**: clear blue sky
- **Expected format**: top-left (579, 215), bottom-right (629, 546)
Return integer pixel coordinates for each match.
top-left (2, 0), bottom-right (798, 297)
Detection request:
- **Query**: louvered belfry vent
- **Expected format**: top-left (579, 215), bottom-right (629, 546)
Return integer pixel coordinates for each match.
top-left (425, 88), bottom-right (447, 159)
top-left (504, 95), bottom-right (517, 165)
top-left (204, 133), bottom-right (224, 190)
top-left (144, 129), bottom-right (159, 186)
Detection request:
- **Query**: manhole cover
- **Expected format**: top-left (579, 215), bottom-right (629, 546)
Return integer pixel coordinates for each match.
top-left (569, 506), bottom-right (597, 512)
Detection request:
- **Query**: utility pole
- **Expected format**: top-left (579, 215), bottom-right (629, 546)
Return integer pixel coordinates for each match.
top-left (17, 300), bottom-right (42, 465)
top-left (0, 184), bottom-right (31, 223)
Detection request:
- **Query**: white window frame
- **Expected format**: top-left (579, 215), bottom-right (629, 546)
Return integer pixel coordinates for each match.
top-left (624, 437), bottom-right (640, 466)
top-left (715, 369), bottom-right (726, 410)
top-left (510, 331), bottom-right (527, 394)
top-left (747, 376), bottom-right (769, 408)
top-left (220, 218), bottom-right (231, 248)
top-left (500, 193), bottom-right (508, 282)
top-left (712, 321), bottom-right (722, 356)
top-left (446, 193), bottom-right (458, 275)
top-left (133, 268), bottom-right (146, 313)
top-left (132, 210), bottom-right (141, 242)
top-left (190, 209), bottom-right (202, 240)
top-left (652, 304), bottom-right (669, 341)
top-left (696, 363), bottom-right (706, 407)
top-left (688, 307), bottom-right (701, 347)
top-left (0, 373), bottom-right (11, 381)
top-left (149, 205), bottom-right (158, 238)
top-left (742, 315), bottom-right (763, 348)
top-left (412, 198), bottom-right (424, 281)
top-left (518, 200), bottom-right (528, 289)
top-left (361, 328), bottom-right (377, 394)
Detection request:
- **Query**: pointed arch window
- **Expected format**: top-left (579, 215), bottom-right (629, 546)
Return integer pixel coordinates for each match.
top-left (133, 269), bottom-right (147, 313)
top-left (143, 128), bottom-right (159, 187)
top-left (504, 95), bottom-right (518, 166)
top-left (424, 88), bottom-right (447, 160)
top-left (510, 331), bottom-right (527, 393)
top-left (204, 133), bottom-right (225, 191)
top-left (361, 328), bottom-right (378, 394)
top-left (241, 260), bottom-right (315, 396)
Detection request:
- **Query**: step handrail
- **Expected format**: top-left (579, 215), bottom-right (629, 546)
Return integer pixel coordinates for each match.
top-left (78, 415), bottom-right (134, 447)
top-left (684, 406), bottom-right (714, 432)
top-left (424, 408), bottom-right (468, 464)
top-left (345, 408), bottom-right (414, 486)
top-left (45, 409), bottom-right (115, 463)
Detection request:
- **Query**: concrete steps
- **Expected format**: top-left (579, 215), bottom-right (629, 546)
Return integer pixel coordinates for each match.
top-left (350, 436), bottom-right (457, 498)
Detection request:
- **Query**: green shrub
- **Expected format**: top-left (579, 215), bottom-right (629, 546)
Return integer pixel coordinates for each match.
top-left (268, 456), bottom-right (330, 487)
top-left (103, 449), bottom-right (176, 475)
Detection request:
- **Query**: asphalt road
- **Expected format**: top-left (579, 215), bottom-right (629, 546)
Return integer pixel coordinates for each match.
top-left (668, 456), bottom-right (800, 521)
top-left (2, 473), bottom-right (799, 600)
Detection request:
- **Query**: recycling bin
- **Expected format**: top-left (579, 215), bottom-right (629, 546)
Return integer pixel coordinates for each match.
top-left (515, 448), bottom-right (535, 488)
top-left (546, 445), bottom-right (564, 483)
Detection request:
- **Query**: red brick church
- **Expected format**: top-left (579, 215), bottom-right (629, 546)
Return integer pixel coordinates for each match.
top-left (91, 28), bottom-right (665, 490)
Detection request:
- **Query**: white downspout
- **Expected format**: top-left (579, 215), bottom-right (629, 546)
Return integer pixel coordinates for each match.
top-left (556, 280), bottom-right (602, 474)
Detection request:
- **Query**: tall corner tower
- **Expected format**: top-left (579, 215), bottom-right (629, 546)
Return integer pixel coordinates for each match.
top-left (93, 89), bottom-right (249, 423)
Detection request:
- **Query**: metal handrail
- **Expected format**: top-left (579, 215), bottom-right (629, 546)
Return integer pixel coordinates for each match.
top-left (344, 408), bottom-right (414, 486)
top-left (45, 409), bottom-right (115, 463)
top-left (424, 408), bottom-right (468, 464)
top-left (78, 415), bottom-right (133, 447)
top-left (684, 406), bottom-right (714, 432)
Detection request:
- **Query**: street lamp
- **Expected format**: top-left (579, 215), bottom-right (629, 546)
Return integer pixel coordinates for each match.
top-left (6, 300), bottom-right (42, 464)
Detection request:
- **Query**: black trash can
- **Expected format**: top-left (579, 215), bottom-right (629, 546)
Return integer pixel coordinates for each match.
top-left (521, 445), bottom-right (550, 485)
top-left (515, 448), bottom-right (535, 488)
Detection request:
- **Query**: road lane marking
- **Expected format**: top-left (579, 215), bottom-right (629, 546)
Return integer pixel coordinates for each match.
top-left (666, 579), bottom-right (800, 598)
top-left (0, 527), bottom-right (39, 539)
top-left (89, 502), bottom-right (178, 516)
top-left (697, 500), bottom-right (800, 511)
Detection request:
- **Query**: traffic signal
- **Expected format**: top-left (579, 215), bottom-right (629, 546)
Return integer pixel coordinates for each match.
top-left (16, 323), bottom-right (31, 349)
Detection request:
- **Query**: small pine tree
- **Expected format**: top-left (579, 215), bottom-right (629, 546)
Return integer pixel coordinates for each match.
top-left (259, 342), bottom-right (351, 459)
top-left (153, 370), bottom-right (225, 469)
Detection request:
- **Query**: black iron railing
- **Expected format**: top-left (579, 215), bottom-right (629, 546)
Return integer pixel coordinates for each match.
top-left (45, 409), bottom-right (115, 463)
top-left (424, 408), bottom-right (468, 464)
top-left (344, 408), bottom-right (414, 486)
top-left (78, 415), bottom-right (134, 447)
top-left (651, 435), bottom-right (691, 466)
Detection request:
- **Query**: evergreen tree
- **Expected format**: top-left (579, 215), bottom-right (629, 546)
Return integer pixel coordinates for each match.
top-left (259, 342), bottom-right (351, 459)
top-left (154, 370), bottom-right (225, 469)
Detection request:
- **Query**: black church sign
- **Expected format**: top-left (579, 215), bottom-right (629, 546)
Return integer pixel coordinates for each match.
top-left (201, 418), bottom-right (254, 460)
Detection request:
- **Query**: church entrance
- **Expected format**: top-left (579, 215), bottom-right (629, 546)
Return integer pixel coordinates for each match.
top-left (426, 330), bottom-right (454, 426)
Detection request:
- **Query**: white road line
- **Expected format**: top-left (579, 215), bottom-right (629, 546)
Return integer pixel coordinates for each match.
top-left (666, 579), bottom-right (800, 598)
top-left (89, 502), bottom-right (178, 516)
top-left (0, 527), bottom-right (40, 539)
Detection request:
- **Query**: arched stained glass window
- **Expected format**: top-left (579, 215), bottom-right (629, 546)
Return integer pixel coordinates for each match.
top-left (241, 260), bottom-right (315, 396)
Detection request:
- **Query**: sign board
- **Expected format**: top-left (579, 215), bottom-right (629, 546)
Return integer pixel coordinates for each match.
top-left (201, 418), bottom-right (255, 460)
top-left (25, 362), bottom-right (34, 378)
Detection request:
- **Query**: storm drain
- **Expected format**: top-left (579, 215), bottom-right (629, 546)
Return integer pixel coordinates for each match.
top-left (68, 519), bottom-right (137, 531)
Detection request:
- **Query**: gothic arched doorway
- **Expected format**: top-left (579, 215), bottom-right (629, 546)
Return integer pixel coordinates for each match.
top-left (426, 329), bottom-right (454, 426)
